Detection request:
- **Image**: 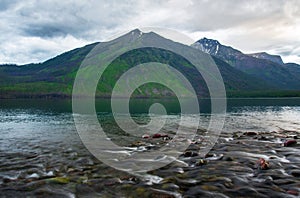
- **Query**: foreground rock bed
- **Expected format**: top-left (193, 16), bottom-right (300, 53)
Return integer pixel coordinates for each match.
top-left (1, 130), bottom-right (300, 198)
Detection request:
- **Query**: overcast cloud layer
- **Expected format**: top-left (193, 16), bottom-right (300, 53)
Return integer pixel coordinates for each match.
top-left (0, 0), bottom-right (299, 64)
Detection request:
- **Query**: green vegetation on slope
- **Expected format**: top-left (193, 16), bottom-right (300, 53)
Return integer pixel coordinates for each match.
top-left (0, 41), bottom-right (299, 99)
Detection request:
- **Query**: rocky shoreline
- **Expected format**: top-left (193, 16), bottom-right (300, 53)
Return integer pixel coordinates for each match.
top-left (1, 129), bottom-right (299, 198)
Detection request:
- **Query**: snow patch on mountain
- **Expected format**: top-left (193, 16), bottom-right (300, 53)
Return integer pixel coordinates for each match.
top-left (191, 37), bottom-right (220, 55)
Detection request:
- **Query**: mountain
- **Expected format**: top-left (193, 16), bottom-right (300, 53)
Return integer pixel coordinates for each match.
top-left (0, 43), bottom-right (98, 98)
top-left (191, 38), bottom-right (243, 63)
top-left (192, 38), bottom-right (300, 90)
top-left (0, 30), bottom-right (299, 99)
top-left (248, 52), bottom-right (284, 65)
top-left (285, 63), bottom-right (300, 77)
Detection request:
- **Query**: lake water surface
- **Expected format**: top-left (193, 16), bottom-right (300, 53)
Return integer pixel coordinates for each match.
top-left (1, 98), bottom-right (300, 197)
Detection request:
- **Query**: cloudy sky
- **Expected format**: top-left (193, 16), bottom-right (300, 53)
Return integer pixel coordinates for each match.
top-left (0, 0), bottom-right (299, 64)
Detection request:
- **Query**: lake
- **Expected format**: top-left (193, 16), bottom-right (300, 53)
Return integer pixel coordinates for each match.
top-left (0, 98), bottom-right (300, 197)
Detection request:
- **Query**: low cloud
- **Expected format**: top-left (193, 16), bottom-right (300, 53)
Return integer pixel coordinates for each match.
top-left (0, 0), bottom-right (299, 64)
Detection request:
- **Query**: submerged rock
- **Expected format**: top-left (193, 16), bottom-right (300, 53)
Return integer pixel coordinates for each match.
top-left (21, 180), bottom-right (46, 191)
top-left (223, 156), bottom-right (234, 161)
top-left (142, 134), bottom-right (150, 139)
top-left (152, 133), bottom-right (169, 138)
top-left (287, 190), bottom-right (299, 196)
top-left (244, 132), bottom-right (258, 136)
top-left (130, 141), bottom-right (146, 147)
top-left (47, 177), bottom-right (70, 184)
top-left (183, 151), bottom-right (198, 157)
top-left (284, 140), bottom-right (297, 147)
top-left (257, 158), bottom-right (270, 170)
top-left (290, 170), bottom-right (300, 177)
top-left (2, 177), bottom-right (16, 183)
top-left (196, 159), bottom-right (208, 166)
top-left (33, 187), bottom-right (75, 197)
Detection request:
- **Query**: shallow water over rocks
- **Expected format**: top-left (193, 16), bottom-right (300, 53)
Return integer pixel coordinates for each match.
top-left (0, 100), bottom-right (300, 197)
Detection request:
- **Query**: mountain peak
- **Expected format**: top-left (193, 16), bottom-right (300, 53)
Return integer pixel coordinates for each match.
top-left (192, 37), bottom-right (221, 55)
top-left (191, 37), bottom-right (221, 55)
top-left (198, 37), bottom-right (220, 45)
top-left (130, 28), bottom-right (143, 34)
top-left (125, 28), bottom-right (164, 39)
top-left (127, 28), bottom-right (144, 38)
top-left (192, 38), bottom-right (285, 65)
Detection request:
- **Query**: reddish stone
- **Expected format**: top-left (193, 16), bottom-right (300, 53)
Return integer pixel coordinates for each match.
top-left (284, 139), bottom-right (297, 147)
top-left (257, 158), bottom-right (270, 170)
top-left (152, 133), bottom-right (169, 138)
top-left (287, 190), bottom-right (299, 196)
top-left (152, 133), bottom-right (162, 138)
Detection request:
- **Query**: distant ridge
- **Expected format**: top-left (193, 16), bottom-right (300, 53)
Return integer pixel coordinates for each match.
top-left (248, 52), bottom-right (284, 65)
top-left (192, 38), bottom-right (300, 90)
